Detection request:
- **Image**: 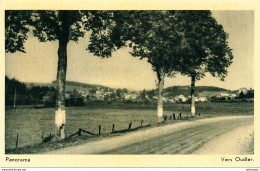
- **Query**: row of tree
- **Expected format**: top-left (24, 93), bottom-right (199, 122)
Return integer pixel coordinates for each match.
top-left (5, 77), bottom-right (87, 107)
top-left (5, 76), bottom-right (57, 106)
top-left (5, 10), bottom-right (233, 139)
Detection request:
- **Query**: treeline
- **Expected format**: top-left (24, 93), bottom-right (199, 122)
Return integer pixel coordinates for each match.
top-left (5, 76), bottom-right (85, 107)
top-left (238, 91), bottom-right (254, 99)
top-left (52, 80), bottom-right (107, 89)
top-left (163, 86), bottom-right (229, 97)
top-left (5, 76), bottom-right (57, 106)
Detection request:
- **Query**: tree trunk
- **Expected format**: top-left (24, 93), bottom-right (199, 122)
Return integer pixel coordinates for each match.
top-left (55, 11), bottom-right (69, 139)
top-left (157, 69), bottom-right (165, 122)
top-left (191, 75), bottom-right (196, 116)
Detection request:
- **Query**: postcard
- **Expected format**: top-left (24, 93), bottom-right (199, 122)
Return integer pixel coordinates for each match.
top-left (0, 0), bottom-right (259, 168)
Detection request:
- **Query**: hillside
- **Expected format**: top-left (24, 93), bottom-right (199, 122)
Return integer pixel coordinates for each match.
top-left (24, 81), bottom-right (236, 97)
top-left (163, 86), bottom-right (231, 97)
top-left (52, 80), bottom-right (111, 93)
top-left (24, 80), bottom-right (111, 93)
top-left (24, 82), bottom-right (53, 89)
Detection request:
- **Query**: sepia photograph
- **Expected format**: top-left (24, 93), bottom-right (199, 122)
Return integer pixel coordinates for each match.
top-left (4, 10), bottom-right (254, 155)
top-left (0, 0), bottom-right (259, 168)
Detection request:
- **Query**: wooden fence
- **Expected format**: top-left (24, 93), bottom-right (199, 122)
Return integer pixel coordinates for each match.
top-left (14, 112), bottom-right (200, 148)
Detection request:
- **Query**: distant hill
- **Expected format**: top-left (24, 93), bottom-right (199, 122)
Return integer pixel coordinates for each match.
top-left (163, 86), bottom-right (233, 97)
top-left (24, 80), bottom-right (111, 93)
top-left (24, 82), bottom-right (53, 89)
top-left (24, 81), bottom-right (238, 97)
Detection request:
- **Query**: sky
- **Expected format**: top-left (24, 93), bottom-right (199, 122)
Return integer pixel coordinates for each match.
top-left (5, 10), bottom-right (254, 91)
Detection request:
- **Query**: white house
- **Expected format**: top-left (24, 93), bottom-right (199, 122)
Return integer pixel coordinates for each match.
top-left (153, 96), bottom-right (158, 100)
top-left (175, 94), bottom-right (187, 102)
top-left (200, 97), bottom-right (207, 102)
top-left (220, 93), bottom-right (229, 97)
top-left (82, 93), bottom-right (89, 98)
top-left (196, 97), bottom-right (207, 102)
top-left (230, 94), bottom-right (237, 99)
top-left (124, 94), bottom-right (138, 100)
top-left (163, 97), bottom-right (168, 102)
top-left (65, 93), bottom-right (70, 99)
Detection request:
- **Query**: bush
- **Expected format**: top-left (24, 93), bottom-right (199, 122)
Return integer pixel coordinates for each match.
top-left (65, 97), bottom-right (85, 106)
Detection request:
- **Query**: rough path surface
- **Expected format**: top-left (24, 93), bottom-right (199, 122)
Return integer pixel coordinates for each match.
top-left (43, 116), bottom-right (253, 154)
top-left (193, 124), bottom-right (254, 154)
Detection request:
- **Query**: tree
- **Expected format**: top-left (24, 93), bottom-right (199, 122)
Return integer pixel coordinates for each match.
top-left (122, 88), bottom-right (128, 94)
top-left (42, 87), bottom-right (57, 107)
top-left (126, 11), bottom-right (179, 122)
top-left (140, 89), bottom-right (147, 100)
top-left (5, 10), bottom-right (121, 139)
top-left (27, 86), bottom-right (50, 105)
top-left (246, 90), bottom-right (254, 98)
top-left (109, 92), bottom-right (116, 100)
top-left (147, 89), bottom-right (155, 99)
top-left (5, 76), bottom-right (27, 106)
top-left (89, 88), bottom-right (96, 94)
top-left (116, 88), bottom-right (123, 98)
top-left (239, 91), bottom-right (246, 99)
top-left (5, 11), bottom-right (31, 53)
top-left (87, 11), bottom-right (181, 122)
top-left (172, 11), bottom-right (233, 116)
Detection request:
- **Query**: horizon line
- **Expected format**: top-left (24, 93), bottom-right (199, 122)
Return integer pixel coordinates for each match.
top-left (6, 76), bottom-right (253, 91)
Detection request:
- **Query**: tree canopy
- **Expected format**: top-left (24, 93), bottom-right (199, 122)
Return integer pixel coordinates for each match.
top-left (5, 10), bottom-right (234, 123)
top-left (126, 11), bottom-right (179, 76)
top-left (172, 11), bottom-right (233, 80)
top-left (5, 10), bottom-right (126, 138)
top-left (5, 11), bottom-right (31, 53)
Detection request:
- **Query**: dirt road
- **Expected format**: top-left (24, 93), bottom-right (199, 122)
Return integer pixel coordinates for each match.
top-left (44, 115), bottom-right (253, 154)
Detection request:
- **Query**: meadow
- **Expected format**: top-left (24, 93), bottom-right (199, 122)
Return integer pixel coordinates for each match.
top-left (5, 101), bottom-right (254, 150)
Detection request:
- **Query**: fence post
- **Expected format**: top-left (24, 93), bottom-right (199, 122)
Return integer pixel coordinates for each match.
top-left (112, 124), bottom-right (115, 133)
top-left (128, 122), bottom-right (132, 130)
top-left (99, 125), bottom-right (101, 135)
top-left (141, 119), bottom-right (143, 127)
top-left (177, 113), bottom-right (182, 120)
top-left (41, 131), bottom-right (44, 142)
top-left (78, 128), bottom-right (82, 136)
top-left (163, 115), bottom-right (167, 121)
top-left (15, 133), bottom-right (19, 148)
top-left (173, 113), bottom-right (176, 120)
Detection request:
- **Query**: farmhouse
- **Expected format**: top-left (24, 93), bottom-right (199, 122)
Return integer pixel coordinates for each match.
top-left (229, 94), bottom-right (237, 99)
top-left (163, 97), bottom-right (168, 102)
top-left (65, 93), bottom-right (70, 99)
top-left (175, 94), bottom-right (187, 102)
top-left (215, 92), bottom-right (237, 100)
top-left (104, 91), bottom-right (112, 96)
top-left (195, 97), bottom-right (207, 102)
top-left (124, 94), bottom-right (138, 100)
top-left (153, 96), bottom-right (158, 100)
top-left (96, 89), bottom-right (104, 95)
top-left (220, 92), bottom-right (229, 97)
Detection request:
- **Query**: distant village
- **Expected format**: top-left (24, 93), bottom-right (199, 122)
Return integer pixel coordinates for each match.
top-left (5, 77), bottom-right (254, 107)
top-left (61, 86), bottom-right (254, 104)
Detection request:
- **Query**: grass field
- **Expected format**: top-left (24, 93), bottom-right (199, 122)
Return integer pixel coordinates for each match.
top-left (5, 101), bottom-right (254, 150)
